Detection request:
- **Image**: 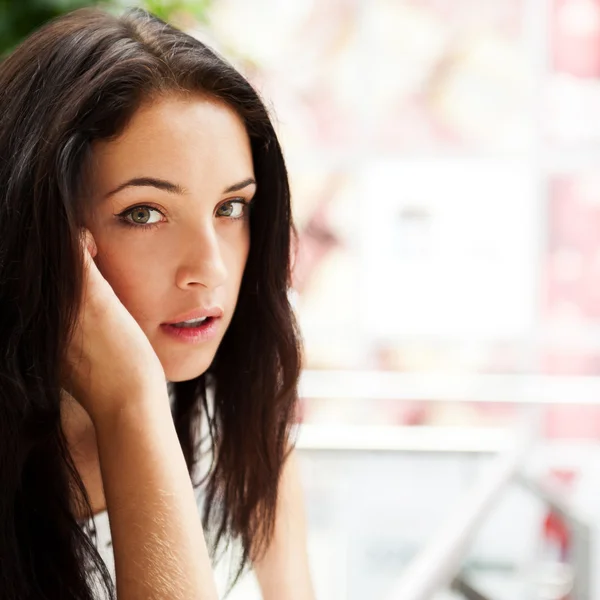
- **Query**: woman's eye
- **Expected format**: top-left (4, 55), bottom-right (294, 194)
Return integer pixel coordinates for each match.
top-left (217, 200), bottom-right (246, 219)
top-left (125, 206), bottom-right (163, 225)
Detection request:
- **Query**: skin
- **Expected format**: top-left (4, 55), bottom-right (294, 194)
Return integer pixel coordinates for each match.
top-left (61, 93), bottom-right (315, 599)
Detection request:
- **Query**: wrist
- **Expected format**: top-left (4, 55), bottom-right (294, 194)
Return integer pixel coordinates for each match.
top-left (90, 380), bottom-right (171, 431)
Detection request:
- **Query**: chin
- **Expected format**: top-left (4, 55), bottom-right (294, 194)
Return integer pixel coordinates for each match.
top-left (162, 354), bottom-right (214, 383)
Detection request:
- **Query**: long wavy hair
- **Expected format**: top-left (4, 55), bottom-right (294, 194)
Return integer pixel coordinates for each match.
top-left (0, 7), bottom-right (302, 599)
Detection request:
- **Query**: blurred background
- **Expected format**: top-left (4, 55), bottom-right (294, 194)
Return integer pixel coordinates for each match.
top-left (6, 1), bottom-right (600, 599)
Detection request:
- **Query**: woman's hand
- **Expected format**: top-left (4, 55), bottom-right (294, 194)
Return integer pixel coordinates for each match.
top-left (63, 229), bottom-right (166, 424)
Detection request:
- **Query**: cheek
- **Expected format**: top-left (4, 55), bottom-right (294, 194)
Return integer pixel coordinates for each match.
top-left (227, 231), bottom-right (250, 288)
top-left (92, 246), bottom-right (166, 324)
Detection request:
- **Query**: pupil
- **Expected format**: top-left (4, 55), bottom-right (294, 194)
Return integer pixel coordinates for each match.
top-left (134, 209), bottom-right (149, 223)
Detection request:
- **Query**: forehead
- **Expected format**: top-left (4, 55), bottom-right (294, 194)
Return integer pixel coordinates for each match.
top-left (89, 95), bottom-right (254, 197)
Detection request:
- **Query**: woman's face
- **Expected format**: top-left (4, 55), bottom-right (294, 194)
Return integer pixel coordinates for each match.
top-left (86, 95), bottom-right (255, 382)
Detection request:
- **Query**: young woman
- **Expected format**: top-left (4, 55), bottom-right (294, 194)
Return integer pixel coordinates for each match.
top-left (0, 7), bottom-right (314, 600)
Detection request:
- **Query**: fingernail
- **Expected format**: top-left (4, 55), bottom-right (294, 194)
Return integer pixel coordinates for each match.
top-left (83, 229), bottom-right (97, 258)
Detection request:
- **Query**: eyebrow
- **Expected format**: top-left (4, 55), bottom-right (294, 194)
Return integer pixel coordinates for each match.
top-left (224, 177), bottom-right (257, 193)
top-left (104, 177), bottom-right (186, 198)
top-left (104, 176), bottom-right (257, 199)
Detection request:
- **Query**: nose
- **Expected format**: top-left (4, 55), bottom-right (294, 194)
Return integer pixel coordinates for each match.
top-left (175, 224), bottom-right (228, 291)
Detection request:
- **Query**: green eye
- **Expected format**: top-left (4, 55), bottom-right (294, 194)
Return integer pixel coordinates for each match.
top-left (217, 201), bottom-right (247, 219)
top-left (131, 207), bottom-right (152, 224)
top-left (217, 203), bottom-right (234, 217)
top-left (121, 206), bottom-right (164, 227)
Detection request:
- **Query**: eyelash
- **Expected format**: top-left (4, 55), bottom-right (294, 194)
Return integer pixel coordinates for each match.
top-left (116, 199), bottom-right (253, 231)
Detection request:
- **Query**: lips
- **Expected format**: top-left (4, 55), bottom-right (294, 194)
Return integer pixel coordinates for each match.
top-left (170, 317), bottom-right (210, 328)
top-left (160, 314), bottom-right (220, 344)
top-left (163, 306), bottom-right (224, 326)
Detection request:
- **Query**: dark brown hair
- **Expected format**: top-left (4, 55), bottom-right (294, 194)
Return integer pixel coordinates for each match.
top-left (0, 7), bottom-right (301, 599)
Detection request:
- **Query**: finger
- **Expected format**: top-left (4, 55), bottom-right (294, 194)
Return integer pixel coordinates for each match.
top-left (80, 228), bottom-right (98, 258)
